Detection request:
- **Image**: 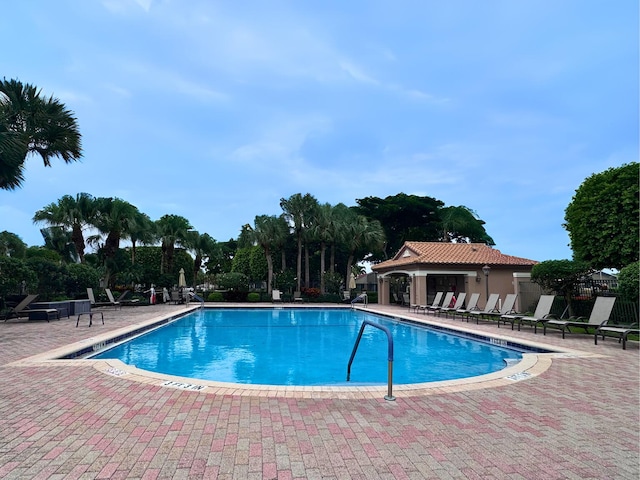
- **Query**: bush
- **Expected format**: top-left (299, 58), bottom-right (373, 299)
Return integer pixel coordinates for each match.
top-left (617, 261), bottom-right (640, 302)
top-left (301, 287), bottom-right (321, 298)
top-left (207, 292), bottom-right (224, 302)
top-left (247, 292), bottom-right (260, 302)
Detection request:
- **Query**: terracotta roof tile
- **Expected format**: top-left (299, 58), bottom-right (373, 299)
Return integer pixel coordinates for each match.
top-left (372, 242), bottom-right (537, 270)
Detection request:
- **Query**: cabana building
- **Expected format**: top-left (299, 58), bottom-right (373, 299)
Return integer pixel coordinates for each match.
top-left (372, 242), bottom-right (538, 311)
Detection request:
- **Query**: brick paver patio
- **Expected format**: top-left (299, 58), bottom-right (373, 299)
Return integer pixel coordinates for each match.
top-left (0, 303), bottom-right (638, 479)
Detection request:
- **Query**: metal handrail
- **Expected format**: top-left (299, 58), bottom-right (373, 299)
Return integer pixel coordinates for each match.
top-left (346, 319), bottom-right (395, 401)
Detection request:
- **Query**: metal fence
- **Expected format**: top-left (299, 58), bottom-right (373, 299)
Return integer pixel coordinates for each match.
top-left (518, 280), bottom-right (638, 324)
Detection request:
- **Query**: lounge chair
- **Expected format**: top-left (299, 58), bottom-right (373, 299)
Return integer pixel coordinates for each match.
top-left (466, 293), bottom-right (500, 323)
top-left (293, 291), bottom-right (304, 303)
top-left (272, 289), bottom-right (282, 303)
top-left (430, 292), bottom-right (454, 315)
top-left (454, 293), bottom-right (480, 319)
top-left (105, 289), bottom-right (122, 309)
top-left (595, 322), bottom-right (640, 350)
top-left (3, 294), bottom-right (60, 322)
top-left (543, 296), bottom-right (616, 338)
top-left (440, 292), bottom-right (467, 318)
top-left (500, 295), bottom-right (555, 332)
top-left (417, 291), bottom-right (443, 314)
top-left (342, 291), bottom-right (351, 302)
top-left (87, 288), bottom-right (120, 310)
top-left (484, 293), bottom-right (518, 326)
top-left (114, 290), bottom-right (140, 306)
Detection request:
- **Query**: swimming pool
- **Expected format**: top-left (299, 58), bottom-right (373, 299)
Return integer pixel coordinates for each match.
top-left (90, 308), bottom-right (526, 386)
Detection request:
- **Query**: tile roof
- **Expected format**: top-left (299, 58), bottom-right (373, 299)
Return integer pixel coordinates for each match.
top-left (372, 242), bottom-right (538, 270)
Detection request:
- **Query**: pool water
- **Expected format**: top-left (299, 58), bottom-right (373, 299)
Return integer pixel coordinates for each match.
top-left (91, 308), bottom-right (523, 386)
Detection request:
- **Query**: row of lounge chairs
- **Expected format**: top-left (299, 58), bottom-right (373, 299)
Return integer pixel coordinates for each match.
top-left (410, 292), bottom-right (639, 350)
top-left (3, 288), bottom-right (138, 323)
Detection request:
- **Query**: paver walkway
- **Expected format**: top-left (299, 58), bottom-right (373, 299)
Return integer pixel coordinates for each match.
top-left (0, 303), bottom-right (638, 479)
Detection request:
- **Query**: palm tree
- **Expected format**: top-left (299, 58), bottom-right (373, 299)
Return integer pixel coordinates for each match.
top-left (328, 203), bottom-right (351, 274)
top-left (343, 214), bottom-right (385, 289)
top-left (126, 211), bottom-right (156, 265)
top-left (155, 214), bottom-right (192, 274)
top-left (311, 203), bottom-right (336, 294)
top-left (439, 205), bottom-right (495, 244)
top-left (0, 78), bottom-right (82, 190)
top-left (250, 215), bottom-right (288, 294)
top-left (184, 231), bottom-right (218, 287)
top-left (92, 197), bottom-right (139, 285)
top-left (39, 226), bottom-right (79, 263)
top-left (33, 193), bottom-right (96, 263)
top-left (280, 193), bottom-right (318, 291)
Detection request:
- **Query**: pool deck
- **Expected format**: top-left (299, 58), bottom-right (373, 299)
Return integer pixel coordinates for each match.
top-left (0, 303), bottom-right (638, 479)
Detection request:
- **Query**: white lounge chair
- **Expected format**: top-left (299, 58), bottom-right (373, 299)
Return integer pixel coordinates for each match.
top-left (272, 289), bottom-right (282, 303)
top-left (417, 292), bottom-right (443, 314)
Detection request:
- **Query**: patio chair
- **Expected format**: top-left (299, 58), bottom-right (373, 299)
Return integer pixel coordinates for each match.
top-left (417, 291), bottom-right (443, 314)
top-left (114, 289), bottom-right (140, 306)
top-left (429, 292), bottom-right (454, 315)
top-left (466, 293), bottom-right (500, 323)
top-left (595, 321), bottom-right (640, 350)
top-left (454, 293), bottom-right (480, 319)
top-left (542, 296), bottom-right (616, 338)
top-left (3, 294), bottom-right (39, 321)
top-left (2, 294), bottom-right (61, 322)
top-left (105, 289), bottom-right (122, 309)
top-left (440, 292), bottom-right (466, 317)
top-left (483, 293), bottom-right (518, 326)
top-left (272, 289), bottom-right (282, 303)
top-left (499, 294), bottom-right (555, 332)
top-left (294, 291), bottom-right (304, 303)
top-left (87, 288), bottom-right (119, 310)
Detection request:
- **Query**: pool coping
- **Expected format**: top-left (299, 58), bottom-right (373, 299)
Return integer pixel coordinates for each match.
top-left (8, 305), bottom-right (602, 400)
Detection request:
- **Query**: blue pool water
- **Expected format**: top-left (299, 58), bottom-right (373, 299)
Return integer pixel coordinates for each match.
top-left (91, 308), bottom-right (523, 386)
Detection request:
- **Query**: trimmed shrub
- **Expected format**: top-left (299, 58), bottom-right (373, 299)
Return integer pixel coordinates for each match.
top-left (207, 292), bottom-right (224, 302)
top-left (247, 292), bottom-right (260, 302)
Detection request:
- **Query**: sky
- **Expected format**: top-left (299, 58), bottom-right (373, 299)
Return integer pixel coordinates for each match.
top-left (1, 0), bottom-right (638, 264)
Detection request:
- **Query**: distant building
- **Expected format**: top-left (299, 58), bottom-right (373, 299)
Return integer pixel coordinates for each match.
top-left (371, 242), bottom-right (538, 311)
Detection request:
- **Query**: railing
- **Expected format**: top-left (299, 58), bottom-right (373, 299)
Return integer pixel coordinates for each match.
top-left (351, 293), bottom-right (368, 308)
top-left (346, 319), bottom-right (395, 401)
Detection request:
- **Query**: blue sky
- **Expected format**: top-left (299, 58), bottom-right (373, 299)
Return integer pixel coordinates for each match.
top-left (1, 0), bottom-right (637, 263)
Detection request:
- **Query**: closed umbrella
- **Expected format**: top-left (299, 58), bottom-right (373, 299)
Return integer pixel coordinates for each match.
top-left (178, 268), bottom-right (187, 288)
top-left (349, 273), bottom-right (357, 290)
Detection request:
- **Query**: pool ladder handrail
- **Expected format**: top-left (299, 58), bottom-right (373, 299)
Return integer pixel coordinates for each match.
top-left (351, 293), bottom-right (368, 308)
top-left (346, 319), bottom-right (395, 401)
top-left (187, 291), bottom-right (205, 309)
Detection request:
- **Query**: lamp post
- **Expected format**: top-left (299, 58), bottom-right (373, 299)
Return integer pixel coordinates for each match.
top-left (482, 264), bottom-right (491, 303)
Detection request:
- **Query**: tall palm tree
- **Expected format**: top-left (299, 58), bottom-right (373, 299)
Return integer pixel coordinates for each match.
top-left (125, 211), bottom-right (156, 265)
top-left (343, 214), bottom-right (385, 289)
top-left (92, 197), bottom-right (139, 285)
top-left (250, 215), bottom-right (288, 294)
top-left (39, 226), bottom-right (79, 263)
top-left (328, 203), bottom-right (351, 274)
top-left (184, 231), bottom-right (218, 287)
top-left (0, 78), bottom-right (82, 190)
top-left (280, 193), bottom-right (318, 291)
top-left (33, 193), bottom-right (96, 263)
top-left (155, 214), bottom-right (192, 274)
top-left (311, 203), bottom-right (336, 294)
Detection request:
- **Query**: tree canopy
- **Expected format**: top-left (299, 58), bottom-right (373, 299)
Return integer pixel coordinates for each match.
top-left (354, 193), bottom-right (494, 261)
top-left (0, 78), bottom-right (82, 190)
top-left (564, 162), bottom-right (639, 269)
